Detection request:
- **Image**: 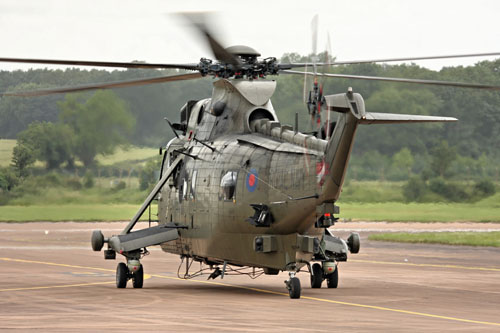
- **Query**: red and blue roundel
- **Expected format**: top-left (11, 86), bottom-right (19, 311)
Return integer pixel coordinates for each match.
top-left (246, 168), bottom-right (258, 192)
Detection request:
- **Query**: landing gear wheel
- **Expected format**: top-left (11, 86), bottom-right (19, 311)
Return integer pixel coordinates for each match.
top-left (326, 265), bottom-right (338, 288)
top-left (91, 230), bottom-right (104, 252)
top-left (310, 263), bottom-right (323, 288)
top-left (132, 265), bottom-right (144, 289)
top-left (288, 277), bottom-right (301, 299)
top-left (116, 262), bottom-right (128, 288)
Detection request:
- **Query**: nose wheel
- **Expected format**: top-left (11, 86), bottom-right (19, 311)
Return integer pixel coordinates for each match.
top-left (285, 272), bottom-right (301, 299)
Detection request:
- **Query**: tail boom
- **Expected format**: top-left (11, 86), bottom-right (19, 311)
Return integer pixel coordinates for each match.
top-left (319, 89), bottom-right (457, 203)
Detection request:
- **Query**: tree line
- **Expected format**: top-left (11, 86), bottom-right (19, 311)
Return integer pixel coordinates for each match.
top-left (1, 57), bottom-right (499, 158)
top-left (1, 55), bottom-right (499, 187)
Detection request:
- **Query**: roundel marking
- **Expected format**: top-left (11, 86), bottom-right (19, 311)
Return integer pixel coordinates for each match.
top-left (246, 168), bottom-right (258, 192)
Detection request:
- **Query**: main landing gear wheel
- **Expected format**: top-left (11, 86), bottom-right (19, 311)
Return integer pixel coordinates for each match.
top-left (116, 262), bottom-right (128, 288)
top-left (310, 263), bottom-right (323, 288)
top-left (132, 265), bottom-right (144, 289)
top-left (288, 277), bottom-right (301, 299)
top-left (326, 266), bottom-right (339, 288)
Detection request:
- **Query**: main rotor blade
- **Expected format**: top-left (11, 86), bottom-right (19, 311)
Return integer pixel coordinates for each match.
top-left (282, 70), bottom-right (500, 91)
top-left (180, 12), bottom-right (241, 67)
top-left (1, 72), bottom-right (202, 97)
top-left (283, 52), bottom-right (500, 69)
top-left (0, 57), bottom-right (198, 70)
top-left (330, 52), bottom-right (500, 65)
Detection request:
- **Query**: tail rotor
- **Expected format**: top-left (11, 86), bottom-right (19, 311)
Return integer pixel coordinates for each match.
top-left (304, 14), bottom-right (326, 135)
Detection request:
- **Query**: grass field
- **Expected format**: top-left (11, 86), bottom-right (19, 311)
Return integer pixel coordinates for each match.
top-left (0, 204), bottom-right (156, 222)
top-left (95, 146), bottom-right (158, 166)
top-left (0, 139), bottom-right (16, 167)
top-left (1, 140), bottom-right (499, 222)
top-left (1, 194), bottom-right (498, 222)
top-left (339, 191), bottom-right (500, 222)
top-left (369, 232), bottom-right (500, 247)
top-left (0, 139), bottom-right (157, 167)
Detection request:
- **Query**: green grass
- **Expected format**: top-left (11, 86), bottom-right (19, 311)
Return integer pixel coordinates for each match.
top-left (340, 180), bottom-right (406, 202)
top-left (96, 146), bottom-right (158, 166)
top-left (339, 192), bottom-right (500, 222)
top-left (0, 139), bottom-right (16, 167)
top-left (0, 204), bottom-right (157, 222)
top-left (369, 232), bottom-right (500, 247)
top-left (0, 139), bottom-right (157, 168)
top-left (6, 185), bottom-right (148, 205)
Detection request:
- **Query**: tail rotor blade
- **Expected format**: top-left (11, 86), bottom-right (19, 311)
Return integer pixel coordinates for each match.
top-left (311, 14), bottom-right (319, 76)
top-left (303, 63), bottom-right (309, 104)
top-left (311, 14), bottom-right (319, 59)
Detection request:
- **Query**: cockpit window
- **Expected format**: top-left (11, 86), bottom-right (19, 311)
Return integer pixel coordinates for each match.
top-left (220, 171), bottom-right (237, 201)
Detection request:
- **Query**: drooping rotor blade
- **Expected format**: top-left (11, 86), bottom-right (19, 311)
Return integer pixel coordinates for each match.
top-left (180, 12), bottom-right (241, 67)
top-left (282, 70), bottom-right (500, 91)
top-left (285, 52), bottom-right (500, 68)
top-left (0, 57), bottom-right (198, 70)
top-left (329, 52), bottom-right (500, 65)
top-left (1, 72), bottom-right (202, 97)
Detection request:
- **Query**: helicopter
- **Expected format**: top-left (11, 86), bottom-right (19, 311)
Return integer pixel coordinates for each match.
top-left (2, 14), bottom-right (500, 299)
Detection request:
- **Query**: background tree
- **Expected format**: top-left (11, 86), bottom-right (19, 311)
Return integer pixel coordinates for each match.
top-left (139, 156), bottom-right (161, 191)
top-left (11, 144), bottom-right (35, 177)
top-left (58, 90), bottom-right (135, 167)
top-left (0, 83), bottom-right (60, 138)
top-left (430, 140), bottom-right (457, 178)
top-left (392, 148), bottom-right (415, 178)
top-left (0, 167), bottom-right (18, 192)
top-left (17, 121), bottom-right (74, 169)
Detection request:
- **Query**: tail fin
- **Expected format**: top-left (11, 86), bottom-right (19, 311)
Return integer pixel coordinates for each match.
top-left (319, 88), bottom-right (457, 203)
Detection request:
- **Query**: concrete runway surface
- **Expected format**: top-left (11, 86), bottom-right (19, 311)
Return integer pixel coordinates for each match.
top-left (1, 221), bottom-right (500, 332)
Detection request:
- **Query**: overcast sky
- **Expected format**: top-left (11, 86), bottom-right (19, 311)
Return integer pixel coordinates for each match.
top-left (1, 0), bottom-right (499, 71)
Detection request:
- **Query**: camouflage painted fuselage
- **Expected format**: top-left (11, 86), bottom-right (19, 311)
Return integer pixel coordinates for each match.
top-left (157, 78), bottom-right (358, 270)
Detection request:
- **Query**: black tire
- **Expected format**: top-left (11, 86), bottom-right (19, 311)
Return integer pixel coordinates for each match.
top-left (116, 262), bottom-right (128, 288)
top-left (310, 263), bottom-right (323, 288)
top-left (91, 230), bottom-right (104, 252)
top-left (347, 232), bottom-right (360, 254)
top-left (326, 266), bottom-right (338, 288)
top-left (289, 277), bottom-right (301, 299)
top-left (132, 265), bottom-right (144, 289)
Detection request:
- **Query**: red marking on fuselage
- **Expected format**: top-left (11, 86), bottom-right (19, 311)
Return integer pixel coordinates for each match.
top-left (248, 174), bottom-right (255, 187)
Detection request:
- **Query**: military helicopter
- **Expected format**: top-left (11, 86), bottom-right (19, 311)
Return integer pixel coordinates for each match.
top-left (2, 14), bottom-right (500, 299)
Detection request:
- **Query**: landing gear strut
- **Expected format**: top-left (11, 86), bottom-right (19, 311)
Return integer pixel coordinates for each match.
top-left (285, 271), bottom-right (301, 299)
top-left (115, 259), bottom-right (144, 289)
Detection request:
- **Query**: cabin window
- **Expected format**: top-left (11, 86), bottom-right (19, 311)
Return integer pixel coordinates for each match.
top-left (190, 170), bottom-right (197, 200)
top-left (182, 178), bottom-right (188, 200)
top-left (220, 171), bottom-right (238, 201)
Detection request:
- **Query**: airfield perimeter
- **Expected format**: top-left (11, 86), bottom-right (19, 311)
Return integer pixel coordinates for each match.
top-left (1, 222), bottom-right (500, 332)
